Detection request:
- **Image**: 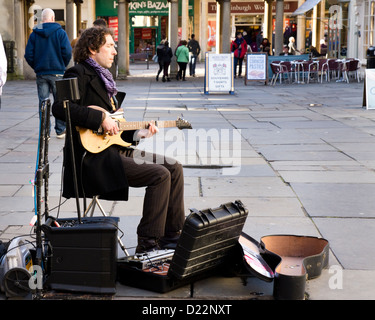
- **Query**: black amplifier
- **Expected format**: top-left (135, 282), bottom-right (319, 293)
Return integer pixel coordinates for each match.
top-left (42, 216), bottom-right (119, 294)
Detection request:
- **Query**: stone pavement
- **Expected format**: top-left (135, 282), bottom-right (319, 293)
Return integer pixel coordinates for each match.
top-left (0, 61), bottom-right (374, 302)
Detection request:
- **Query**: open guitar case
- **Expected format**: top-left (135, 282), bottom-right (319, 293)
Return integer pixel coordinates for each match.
top-left (117, 199), bottom-right (329, 300)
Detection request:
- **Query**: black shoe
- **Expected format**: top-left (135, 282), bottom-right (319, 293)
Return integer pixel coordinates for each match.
top-left (136, 236), bottom-right (160, 253)
top-left (156, 75), bottom-right (159, 81)
top-left (160, 231), bottom-right (181, 250)
top-left (162, 77), bottom-right (166, 82)
top-left (167, 78), bottom-right (171, 82)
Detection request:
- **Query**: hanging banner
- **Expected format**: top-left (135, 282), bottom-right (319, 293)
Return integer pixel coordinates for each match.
top-left (204, 53), bottom-right (234, 94)
top-left (245, 52), bottom-right (268, 85)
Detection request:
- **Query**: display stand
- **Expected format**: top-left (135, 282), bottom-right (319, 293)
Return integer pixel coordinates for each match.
top-left (245, 52), bottom-right (268, 85)
top-left (365, 69), bottom-right (375, 109)
top-left (204, 52), bottom-right (234, 95)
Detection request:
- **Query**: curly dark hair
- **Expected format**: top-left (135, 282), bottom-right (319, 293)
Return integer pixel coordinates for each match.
top-left (73, 27), bottom-right (114, 63)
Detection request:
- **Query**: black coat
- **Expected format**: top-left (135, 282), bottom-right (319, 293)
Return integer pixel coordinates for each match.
top-left (157, 45), bottom-right (173, 64)
top-left (52, 62), bottom-right (134, 201)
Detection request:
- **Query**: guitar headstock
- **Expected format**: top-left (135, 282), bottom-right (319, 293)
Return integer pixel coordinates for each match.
top-left (176, 118), bottom-right (192, 130)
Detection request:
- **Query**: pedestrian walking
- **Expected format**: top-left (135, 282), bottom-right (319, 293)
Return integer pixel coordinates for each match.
top-left (24, 8), bottom-right (72, 139)
top-left (187, 34), bottom-right (200, 77)
top-left (175, 40), bottom-right (189, 81)
top-left (156, 40), bottom-right (165, 81)
top-left (161, 41), bottom-right (173, 82)
top-left (231, 32), bottom-right (247, 78)
top-left (0, 34), bottom-right (7, 110)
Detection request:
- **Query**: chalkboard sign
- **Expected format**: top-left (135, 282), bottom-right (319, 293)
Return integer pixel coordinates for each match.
top-left (245, 52), bottom-right (268, 85)
top-left (204, 53), bottom-right (234, 94)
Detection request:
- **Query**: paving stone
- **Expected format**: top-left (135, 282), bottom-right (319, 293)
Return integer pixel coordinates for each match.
top-left (313, 218), bottom-right (375, 269)
top-left (291, 183), bottom-right (375, 217)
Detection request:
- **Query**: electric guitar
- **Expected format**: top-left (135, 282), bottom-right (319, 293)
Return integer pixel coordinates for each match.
top-left (77, 108), bottom-right (192, 154)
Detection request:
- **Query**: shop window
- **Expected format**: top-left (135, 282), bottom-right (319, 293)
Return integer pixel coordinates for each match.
top-left (363, 0), bottom-right (375, 59)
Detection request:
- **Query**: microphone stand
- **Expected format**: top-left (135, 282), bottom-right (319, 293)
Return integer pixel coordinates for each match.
top-left (63, 99), bottom-right (82, 224)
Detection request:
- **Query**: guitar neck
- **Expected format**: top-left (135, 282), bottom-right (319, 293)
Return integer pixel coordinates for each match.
top-left (118, 120), bottom-right (177, 131)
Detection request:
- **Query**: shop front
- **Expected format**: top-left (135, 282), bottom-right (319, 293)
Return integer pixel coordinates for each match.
top-left (207, 1), bottom-right (299, 53)
top-left (95, 0), bottom-right (194, 55)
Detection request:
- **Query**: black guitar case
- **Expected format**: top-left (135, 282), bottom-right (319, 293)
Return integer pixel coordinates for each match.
top-left (117, 200), bottom-right (249, 293)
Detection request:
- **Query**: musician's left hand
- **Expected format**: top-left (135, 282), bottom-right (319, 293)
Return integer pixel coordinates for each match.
top-left (137, 122), bottom-right (159, 139)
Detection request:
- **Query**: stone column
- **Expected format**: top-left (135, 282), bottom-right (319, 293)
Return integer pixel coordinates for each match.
top-left (75, 0), bottom-right (82, 33)
top-left (15, 0), bottom-right (25, 77)
top-left (65, 0), bottom-right (75, 42)
top-left (200, 0), bottom-right (208, 58)
top-left (168, 0), bottom-right (179, 76)
top-left (221, 0), bottom-right (231, 53)
top-left (216, 0), bottom-right (231, 54)
top-left (117, 0), bottom-right (127, 78)
top-left (296, 0), bottom-right (306, 52)
top-left (264, 0), bottom-right (274, 45)
top-left (181, 0), bottom-right (189, 40)
top-left (312, 5), bottom-right (318, 48)
top-left (125, 2), bottom-right (130, 75)
top-left (216, 0), bottom-right (221, 53)
top-left (274, 0), bottom-right (284, 56)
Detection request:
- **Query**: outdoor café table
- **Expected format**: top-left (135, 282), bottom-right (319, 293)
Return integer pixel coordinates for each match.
top-left (291, 60), bottom-right (305, 84)
top-left (335, 59), bottom-right (347, 83)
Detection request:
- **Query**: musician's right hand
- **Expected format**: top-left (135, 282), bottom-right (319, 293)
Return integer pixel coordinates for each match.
top-left (101, 115), bottom-right (119, 135)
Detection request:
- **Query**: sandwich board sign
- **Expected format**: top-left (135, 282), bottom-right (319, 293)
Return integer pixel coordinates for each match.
top-left (365, 69), bottom-right (375, 110)
top-left (204, 53), bottom-right (234, 94)
top-left (245, 52), bottom-right (268, 85)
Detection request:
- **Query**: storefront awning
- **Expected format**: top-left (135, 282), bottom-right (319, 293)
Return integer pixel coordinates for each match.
top-left (291, 0), bottom-right (321, 15)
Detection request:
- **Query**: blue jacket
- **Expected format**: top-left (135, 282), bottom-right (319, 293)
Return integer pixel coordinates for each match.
top-left (25, 22), bottom-right (72, 75)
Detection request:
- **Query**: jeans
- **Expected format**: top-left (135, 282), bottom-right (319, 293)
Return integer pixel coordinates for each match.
top-left (36, 74), bottom-right (66, 135)
top-left (189, 54), bottom-right (197, 76)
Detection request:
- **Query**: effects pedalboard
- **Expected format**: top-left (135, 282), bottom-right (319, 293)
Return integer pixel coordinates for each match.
top-left (126, 249), bottom-right (175, 270)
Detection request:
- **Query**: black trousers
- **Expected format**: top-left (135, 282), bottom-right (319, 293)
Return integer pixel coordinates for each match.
top-left (177, 62), bottom-right (187, 80)
top-left (118, 148), bottom-right (185, 239)
top-left (234, 57), bottom-right (244, 76)
top-left (157, 62), bottom-right (171, 79)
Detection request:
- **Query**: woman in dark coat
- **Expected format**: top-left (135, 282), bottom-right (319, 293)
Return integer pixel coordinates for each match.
top-left (162, 41), bottom-right (173, 82)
